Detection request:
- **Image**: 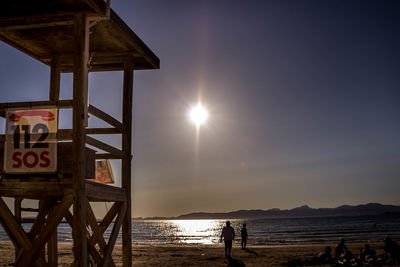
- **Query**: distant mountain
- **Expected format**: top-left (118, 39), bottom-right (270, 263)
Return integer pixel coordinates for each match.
top-left (137, 203), bottom-right (400, 220)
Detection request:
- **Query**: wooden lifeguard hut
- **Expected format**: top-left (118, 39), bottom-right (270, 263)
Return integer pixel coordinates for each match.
top-left (0, 1), bottom-right (159, 266)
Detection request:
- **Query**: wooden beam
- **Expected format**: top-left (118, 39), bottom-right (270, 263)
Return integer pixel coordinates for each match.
top-left (0, 198), bottom-right (47, 267)
top-left (0, 180), bottom-right (70, 199)
top-left (0, 99), bottom-right (73, 109)
top-left (0, 214), bottom-right (20, 249)
top-left (84, 54), bottom-right (142, 72)
top-left (60, 60), bottom-right (157, 73)
top-left (14, 198), bottom-right (22, 262)
top-left (0, 100), bottom-right (73, 117)
top-left (88, 104), bottom-right (123, 130)
top-left (0, 20), bottom-right (74, 31)
top-left (95, 153), bottom-right (124, 160)
top-left (61, 63), bottom-right (125, 73)
top-left (87, 202), bottom-right (116, 267)
top-left (108, 9), bottom-right (160, 70)
top-left (86, 203), bottom-right (107, 250)
top-left (55, 127), bottom-right (121, 141)
top-left (105, 0), bottom-right (111, 18)
top-left (86, 181), bottom-right (127, 202)
top-left (86, 136), bottom-right (124, 158)
top-left (0, 13), bottom-right (75, 28)
top-left (63, 210), bottom-right (73, 226)
top-left (16, 195), bottom-right (73, 267)
top-left (49, 57), bottom-right (61, 104)
top-left (0, 130), bottom-right (119, 144)
top-left (38, 201), bottom-right (46, 262)
top-left (74, 203), bottom-right (120, 267)
top-left (48, 199), bottom-right (58, 267)
top-left (14, 198), bottom-right (22, 222)
top-left (65, 210), bottom-right (106, 267)
top-left (87, 241), bottom-right (104, 267)
top-left (57, 129), bottom-right (73, 140)
top-left (28, 200), bottom-right (52, 240)
top-left (66, 206), bottom-right (112, 267)
top-left (72, 14), bottom-right (89, 267)
top-left (122, 59), bottom-right (134, 267)
top-left (103, 201), bottom-right (127, 267)
top-left (98, 202), bottom-right (121, 233)
top-left (83, 0), bottom-right (109, 17)
top-left (86, 203), bottom-right (119, 250)
top-left (86, 127), bottom-right (122, 135)
top-left (54, 51), bottom-right (140, 63)
top-left (0, 199), bottom-right (21, 249)
top-left (20, 208), bottom-right (40, 212)
top-left (0, 180), bottom-right (127, 203)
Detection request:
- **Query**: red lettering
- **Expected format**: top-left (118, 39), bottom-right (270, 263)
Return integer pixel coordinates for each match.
top-left (12, 152), bottom-right (22, 168)
top-left (39, 151), bottom-right (51, 168)
top-left (23, 151), bottom-right (39, 168)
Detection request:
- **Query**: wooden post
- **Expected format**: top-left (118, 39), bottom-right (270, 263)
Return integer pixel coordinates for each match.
top-left (49, 57), bottom-right (60, 104)
top-left (14, 198), bottom-right (21, 222)
top-left (122, 58), bottom-right (134, 267)
top-left (48, 55), bottom-right (60, 267)
top-left (38, 200), bottom-right (45, 261)
top-left (14, 198), bottom-right (22, 261)
top-left (48, 198), bottom-right (58, 266)
top-left (72, 14), bottom-right (89, 267)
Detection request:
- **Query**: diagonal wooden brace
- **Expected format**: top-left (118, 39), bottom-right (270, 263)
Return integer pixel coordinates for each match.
top-left (98, 202), bottom-right (121, 233)
top-left (15, 195), bottom-right (73, 267)
top-left (87, 201), bottom-right (108, 251)
top-left (0, 197), bottom-right (47, 267)
top-left (66, 206), bottom-right (117, 267)
top-left (87, 202), bottom-right (116, 267)
top-left (103, 201), bottom-right (127, 267)
top-left (28, 199), bottom-right (52, 240)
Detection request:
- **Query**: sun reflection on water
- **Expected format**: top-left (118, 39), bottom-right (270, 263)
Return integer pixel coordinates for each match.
top-left (168, 220), bottom-right (221, 244)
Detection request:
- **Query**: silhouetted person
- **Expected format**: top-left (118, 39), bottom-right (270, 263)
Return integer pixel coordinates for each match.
top-left (220, 221), bottom-right (235, 258)
top-left (301, 246), bottom-right (332, 265)
top-left (384, 237), bottom-right (400, 263)
top-left (335, 238), bottom-right (348, 258)
top-left (360, 243), bottom-right (376, 264)
top-left (341, 250), bottom-right (359, 266)
top-left (241, 223), bottom-right (248, 249)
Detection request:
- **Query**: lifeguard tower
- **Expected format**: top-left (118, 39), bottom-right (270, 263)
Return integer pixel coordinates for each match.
top-left (0, 1), bottom-right (159, 266)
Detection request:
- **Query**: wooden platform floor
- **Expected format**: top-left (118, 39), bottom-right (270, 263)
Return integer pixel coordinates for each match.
top-left (0, 178), bottom-right (127, 202)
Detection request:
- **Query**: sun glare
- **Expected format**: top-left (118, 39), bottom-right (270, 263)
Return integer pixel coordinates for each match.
top-left (188, 103), bottom-right (209, 127)
top-left (169, 220), bottom-right (220, 244)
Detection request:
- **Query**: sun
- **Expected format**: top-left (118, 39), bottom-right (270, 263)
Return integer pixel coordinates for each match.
top-left (188, 103), bottom-right (209, 127)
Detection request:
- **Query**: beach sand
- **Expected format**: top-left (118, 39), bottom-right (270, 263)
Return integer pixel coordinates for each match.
top-left (0, 241), bottom-right (385, 266)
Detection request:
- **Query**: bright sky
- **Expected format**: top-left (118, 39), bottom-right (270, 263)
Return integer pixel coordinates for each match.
top-left (1, 0), bottom-right (400, 218)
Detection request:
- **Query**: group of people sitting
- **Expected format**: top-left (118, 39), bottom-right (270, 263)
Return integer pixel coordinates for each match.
top-left (283, 237), bottom-right (400, 266)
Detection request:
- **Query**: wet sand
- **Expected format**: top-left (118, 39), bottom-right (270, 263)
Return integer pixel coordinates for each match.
top-left (0, 241), bottom-right (384, 266)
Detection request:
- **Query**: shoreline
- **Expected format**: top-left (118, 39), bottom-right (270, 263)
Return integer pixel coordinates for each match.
top-left (0, 240), bottom-right (387, 266)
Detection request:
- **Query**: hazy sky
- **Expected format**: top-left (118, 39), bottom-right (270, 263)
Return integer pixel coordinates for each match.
top-left (1, 1), bottom-right (400, 217)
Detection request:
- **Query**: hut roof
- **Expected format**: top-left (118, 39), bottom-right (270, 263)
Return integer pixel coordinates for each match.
top-left (0, 0), bottom-right (159, 72)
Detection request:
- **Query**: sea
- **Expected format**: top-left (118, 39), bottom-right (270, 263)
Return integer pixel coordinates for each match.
top-left (1, 214), bottom-right (399, 246)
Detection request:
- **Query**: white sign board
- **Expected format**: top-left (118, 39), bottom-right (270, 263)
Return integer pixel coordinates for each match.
top-left (4, 107), bottom-right (58, 173)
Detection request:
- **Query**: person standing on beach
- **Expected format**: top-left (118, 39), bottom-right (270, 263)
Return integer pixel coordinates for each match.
top-left (335, 238), bottom-right (348, 258)
top-left (220, 221), bottom-right (235, 258)
top-left (241, 223), bottom-right (248, 250)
